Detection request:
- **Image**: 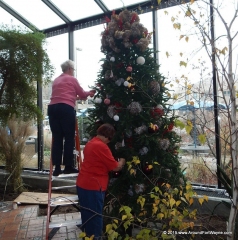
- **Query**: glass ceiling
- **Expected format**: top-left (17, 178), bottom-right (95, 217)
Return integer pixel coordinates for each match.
top-left (0, 0), bottom-right (150, 31)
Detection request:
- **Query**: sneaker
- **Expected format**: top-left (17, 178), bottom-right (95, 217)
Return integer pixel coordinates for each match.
top-left (63, 167), bottom-right (79, 174)
top-left (53, 169), bottom-right (63, 176)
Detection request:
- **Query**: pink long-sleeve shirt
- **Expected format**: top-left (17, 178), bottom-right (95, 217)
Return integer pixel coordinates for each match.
top-left (49, 73), bottom-right (91, 108)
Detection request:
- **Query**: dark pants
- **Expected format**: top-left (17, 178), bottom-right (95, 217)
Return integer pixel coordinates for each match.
top-left (48, 103), bottom-right (75, 166)
top-left (77, 186), bottom-right (105, 239)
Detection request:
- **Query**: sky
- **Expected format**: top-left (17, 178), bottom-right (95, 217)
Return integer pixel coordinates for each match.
top-left (1, 0), bottom-right (237, 93)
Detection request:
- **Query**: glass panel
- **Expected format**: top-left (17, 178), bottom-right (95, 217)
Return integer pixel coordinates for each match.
top-left (0, 6), bottom-right (30, 31)
top-left (51, 0), bottom-right (103, 21)
top-left (2, 0), bottom-right (64, 30)
top-left (139, 12), bottom-right (153, 48)
top-left (102, 0), bottom-right (146, 10)
top-left (21, 34), bottom-right (69, 169)
top-left (157, 4), bottom-right (217, 186)
top-left (74, 25), bottom-right (104, 91)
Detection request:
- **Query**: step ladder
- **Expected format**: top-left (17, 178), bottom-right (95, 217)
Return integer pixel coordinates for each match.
top-left (45, 117), bottom-right (82, 240)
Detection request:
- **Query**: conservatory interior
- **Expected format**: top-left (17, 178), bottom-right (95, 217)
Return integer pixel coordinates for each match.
top-left (0, 0), bottom-right (236, 239)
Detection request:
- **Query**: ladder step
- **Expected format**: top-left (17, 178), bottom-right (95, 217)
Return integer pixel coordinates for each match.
top-left (52, 185), bottom-right (76, 190)
top-left (51, 195), bottom-right (78, 201)
top-left (50, 195), bottom-right (78, 206)
top-left (50, 201), bottom-right (78, 207)
top-left (52, 173), bottom-right (78, 180)
top-left (49, 218), bottom-right (82, 228)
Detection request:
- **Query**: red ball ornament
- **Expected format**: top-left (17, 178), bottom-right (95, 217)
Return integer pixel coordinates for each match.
top-left (142, 162), bottom-right (153, 175)
top-left (104, 98), bottom-right (110, 105)
top-left (151, 107), bottom-right (164, 119)
top-left (126, 66), bottom-right (132, 72)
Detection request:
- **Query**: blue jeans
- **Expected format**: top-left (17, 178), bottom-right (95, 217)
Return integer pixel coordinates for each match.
top-left (48, 103), bottom-right (75, 166)
top-left (77, 186), bottom-right (105, 239)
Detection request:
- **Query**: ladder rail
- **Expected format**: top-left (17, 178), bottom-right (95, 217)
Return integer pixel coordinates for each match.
top-left (46, 116), bottom-right (81, 240)
top-left (75, 117), bottom-right (82, 170)
top-left (46, 140), bottom-right (53, 240)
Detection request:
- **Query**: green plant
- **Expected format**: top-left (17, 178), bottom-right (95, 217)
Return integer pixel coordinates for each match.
top-left (0, 115), bottom-right (33, 192)
top-left (0, 24), bottom-right (54, 125)
top-left (79, 182), bottom-right (208, 239)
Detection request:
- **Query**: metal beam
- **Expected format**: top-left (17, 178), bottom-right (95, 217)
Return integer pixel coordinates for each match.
top-left (42, 0), bottom-right (191, 37)
top-left (94, 0), bottom-right (109, 13)
top-left (0, 0), bottom-right (39, 31)
top-left (41, 0), bottom-right (71, 24)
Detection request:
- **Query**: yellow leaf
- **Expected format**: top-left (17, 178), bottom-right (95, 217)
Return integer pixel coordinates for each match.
top-left (190, 0), bottom-right (195, 4)
top-left (174, 119), bottom-right (185, 129)
top-left (122, 214), bottom-right (127, 220)
top-left (203, 195), bottom-right (209, 202)
top-left (113, 219), bottom-right (118, 224)
top-left (189, 198), bottom-right (194, 205)
top-left (185, 36), bottom-right (189, 42)
top-left (173, 23), bottom-right (181, 30)
top-left (171, 17), bottom-right (175, 22)
top-left (130, 169), bottom-right (135, 175)
top-left (186, 90), bottom-right (191, 95)
top-left (148, 164), bottom-right (153, 169)
top-left (176, 200), bottom-right (181, 206)
top-left (79, 232), bottom-right (86, 238)
top-left (180, 52), bottom-right (183, 57)
top-left (173, 94), bottom-right (178, 100)
top-left (190, 221), bottom-right (195, 228)
top-left (185, 10), bottom-right (192, 17)
top-left (157, 213), bottom-right (164, 219)
top-left (164, 10), bottom-right (168, 15)
top-left (221, 47), bottom-right (228, 55)
top-left (152, 206), bottom-right (158, 215)
top-left (180, 61), bottom-right (187, 67)
top-left (179, 35), bottom-right (184, 40)
top-left (185, 125), bottom-right (193, 134)
top-left (166, 51), bottom-right (170, 58)
top-left (157, 0), bottom-right (161, 4)
top-left (169, 198), bottom-right (176, 208)
top-left (198, 134), bottom-right (206, 145)
top-left (198, 197), bottom-right (204, 205)
top-left (106, 224), bottom-right (112, 233)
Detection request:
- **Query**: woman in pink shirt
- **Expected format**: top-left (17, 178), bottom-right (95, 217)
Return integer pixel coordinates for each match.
top-left (76, 123), bottom-right (125, 239)
top-left (48, 60), bottom-right (95, 176)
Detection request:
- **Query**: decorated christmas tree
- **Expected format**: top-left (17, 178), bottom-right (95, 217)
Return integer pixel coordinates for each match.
top-left (85, 9), bottom-right (185, 234)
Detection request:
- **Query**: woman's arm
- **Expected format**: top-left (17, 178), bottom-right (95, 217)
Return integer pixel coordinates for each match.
top-left (112, 158), bottom-right (125, 171)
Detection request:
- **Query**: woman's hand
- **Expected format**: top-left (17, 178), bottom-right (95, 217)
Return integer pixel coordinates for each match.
top-left (89, 90), bottom-right (96, 97)
top-left (113, 158), bottom-right (125, 171)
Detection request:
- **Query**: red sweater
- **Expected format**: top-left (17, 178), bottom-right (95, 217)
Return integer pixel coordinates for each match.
top-left (49, 73), bottom-right (90, 108)
top-left (76, 137), bottom-right (119, 191)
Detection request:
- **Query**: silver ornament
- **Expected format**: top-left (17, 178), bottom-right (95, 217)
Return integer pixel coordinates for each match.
top-left (127, 101), bottom-right (142, 114)
top-left (158, 138), bottom-right (170, 150)
top-left (134, 125), bottom-right (147, 134)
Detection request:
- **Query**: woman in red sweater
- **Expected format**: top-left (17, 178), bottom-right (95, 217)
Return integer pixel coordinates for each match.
top-left (76, 123), bottom-right (125, 239)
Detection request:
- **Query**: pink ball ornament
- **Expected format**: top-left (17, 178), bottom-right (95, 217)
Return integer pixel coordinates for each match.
top-left (104, 98), bottom-right (110, 105)
top-left (126, 66), bottom-right (132, 72)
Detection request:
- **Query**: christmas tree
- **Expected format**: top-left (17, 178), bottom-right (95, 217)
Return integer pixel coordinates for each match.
top-left (85, 9), bottom-right (184, 234)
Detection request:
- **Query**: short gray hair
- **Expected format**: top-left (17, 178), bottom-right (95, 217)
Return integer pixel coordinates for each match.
top-left (61, 60), bottom-right (75, 72)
